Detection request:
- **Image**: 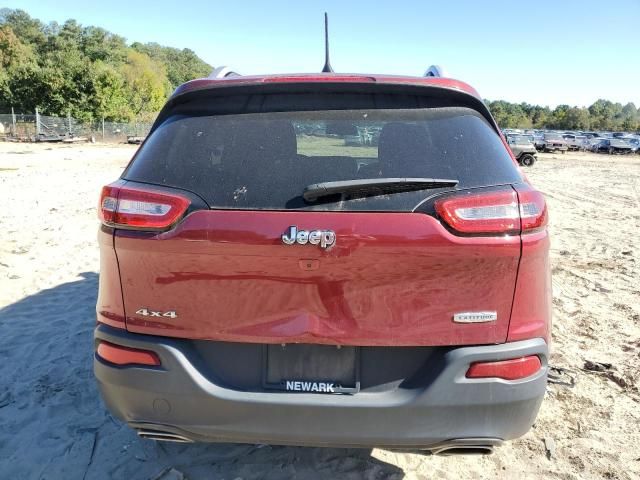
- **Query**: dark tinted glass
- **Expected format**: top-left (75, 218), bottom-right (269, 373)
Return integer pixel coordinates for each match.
top-left (124, 105), bottom-right (521, 211)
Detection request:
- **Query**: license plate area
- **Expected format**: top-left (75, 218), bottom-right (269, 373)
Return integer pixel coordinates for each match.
top-left (263, 344), bottom-right (360, 394)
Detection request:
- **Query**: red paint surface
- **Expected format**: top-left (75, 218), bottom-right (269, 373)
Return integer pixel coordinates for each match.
top-left (114, 211), bottom-right (522, 346)
top-left (96, 228), bottom-right (126, 329)
top-left (507, 229), bottom-right (552, 343)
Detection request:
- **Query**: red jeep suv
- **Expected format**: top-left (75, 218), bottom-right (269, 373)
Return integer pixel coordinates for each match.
top-left (95, 71), bottom-right (550, 454)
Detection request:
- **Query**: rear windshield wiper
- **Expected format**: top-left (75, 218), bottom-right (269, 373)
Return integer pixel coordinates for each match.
top-left (303, 177), bottom-right (459, 202)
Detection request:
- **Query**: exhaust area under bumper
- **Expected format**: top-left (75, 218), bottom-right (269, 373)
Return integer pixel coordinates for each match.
top-left (94, 324), bottom-right (548, 450)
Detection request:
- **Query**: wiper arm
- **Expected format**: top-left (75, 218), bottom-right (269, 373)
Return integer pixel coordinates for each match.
top-left (303, 177), bottom-right (459, 202)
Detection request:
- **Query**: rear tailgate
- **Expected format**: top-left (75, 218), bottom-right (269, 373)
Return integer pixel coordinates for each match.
top-left (115, 210), bottom-right (519, 346)
top-left (115, 86), bottom-right (524, 346)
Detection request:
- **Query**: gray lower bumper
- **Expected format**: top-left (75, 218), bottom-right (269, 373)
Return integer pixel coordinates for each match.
top-left (94, 325), bottom-right (548, 449)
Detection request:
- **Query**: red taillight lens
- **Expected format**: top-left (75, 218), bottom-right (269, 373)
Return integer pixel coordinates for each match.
top-left (435, 189), bottom-right (520, 235)
top-left (96, 341), bottom-right (161, 366)
top-left (435, 186), bottom-right (548, 236)
top-left (99, 184), bottom-right (190, 231)
top-left (514, 185), bottom-right (548, 233)
top-left (466, 355), bottom-right (541, 380)
top-left (99, 185), bottom-right (119, 224)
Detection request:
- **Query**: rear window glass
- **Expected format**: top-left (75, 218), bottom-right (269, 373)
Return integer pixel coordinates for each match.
top-left (124, 105), bottom-right (521, 211)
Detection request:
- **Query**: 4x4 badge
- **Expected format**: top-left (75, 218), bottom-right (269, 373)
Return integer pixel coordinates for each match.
top-left (135, 308), bottom-right (177, 319)
top-left (282, 226), bottom-right (336, 249)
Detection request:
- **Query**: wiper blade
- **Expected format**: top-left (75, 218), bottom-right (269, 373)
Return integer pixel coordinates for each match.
top-left (303, 177), bottom-right (459, 202)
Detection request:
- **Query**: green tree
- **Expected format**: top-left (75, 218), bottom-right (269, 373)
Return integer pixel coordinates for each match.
top-left (562, 107), bottom-right (590, 130)
top-left (131, 41), bottom-right (211, 89)
top-left (619, 102), bottom-right (638, 131)
top-left (589, 99), bottom-right (615, 130)
top-left (120, 50), bottom-right (169, 119)
top-left (81, 26), bottom-right (127, 63)
top-left (0, 25), bottom-right (39, 110)
top-left (0, 8), bottom-right (212, 120)
top-left (89, 61), bottom-right (130, 120)
top-left (531, 106), bottom-right (551, 128)
top-left (0, 8), bottom-right (46, 47)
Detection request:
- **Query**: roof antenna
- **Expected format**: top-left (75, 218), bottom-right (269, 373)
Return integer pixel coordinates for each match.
top-left (322, 12), bottom-right (334, 73)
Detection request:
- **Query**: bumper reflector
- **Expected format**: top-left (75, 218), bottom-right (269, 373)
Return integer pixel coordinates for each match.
top-left (466, 355), bottom-right (541, 380)
top-left (97, 341), bottom-right (161, 367)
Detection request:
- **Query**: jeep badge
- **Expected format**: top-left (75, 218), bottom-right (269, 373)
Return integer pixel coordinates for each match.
top-left (281, 226), bottom-right (336, 249)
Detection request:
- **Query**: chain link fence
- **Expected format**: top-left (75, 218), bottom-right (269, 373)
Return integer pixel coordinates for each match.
top-left (0, 110), bottom-right (152, 144)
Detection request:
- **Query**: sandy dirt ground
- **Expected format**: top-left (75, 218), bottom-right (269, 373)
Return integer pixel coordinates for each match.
top-left (0, 143), bottom-right (639, 480)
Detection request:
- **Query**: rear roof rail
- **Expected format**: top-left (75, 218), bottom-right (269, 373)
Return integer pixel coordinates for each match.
top-left (208, 66), bottom-right (241, 79)
top-left (424, 65), bottom-right (446, 78)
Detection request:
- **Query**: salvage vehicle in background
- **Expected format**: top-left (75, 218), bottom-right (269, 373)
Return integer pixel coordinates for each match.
top-left (539, 133), bottom-right (568, 153)
top-left (562, 134), bottom-right (587, 151)
top-left (591, 138), bottom-right (634, 154)
top-left (533, 134), bottom-right (545, 151)
top-left (507, 134), bottom-right (537, 166)
top-left (625, 137), bottom-right (640, 153)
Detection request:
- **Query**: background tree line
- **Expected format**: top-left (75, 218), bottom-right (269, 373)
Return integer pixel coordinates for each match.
top-left (485, 100), bottom-right (639, 132)
top-left (0, 8), bottom-right (211, 122)
top-left (2, 9), bottom-right (639, 131)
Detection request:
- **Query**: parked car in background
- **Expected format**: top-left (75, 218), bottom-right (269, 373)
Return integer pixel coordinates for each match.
top-left (591, 138), bottom-right (634, 154)
top-left (540, 133), bottom-right (568, 153)
top-left (507, 134), bottom-right (537, 166)
top-left (562, 134), bottom-right (587, 151)
top-left (587, 136), bottom-right (605, 148)
top-left (625, 137), bottom-right (640, 153)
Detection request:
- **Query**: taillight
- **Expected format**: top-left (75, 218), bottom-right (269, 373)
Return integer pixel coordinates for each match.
top-left (435, 189), bottom-right (520, 235)
top-left (99, 183), bottom-right (190, 231)
top-left (466, 355), bottom-right (542, 380)
top-left (96, 341), bottom-right (161, 367)
top-left (514, 185), bottom-right (548, 233)
top-left (99, 185), bottom-right (119, 225)
top-left (434, 186), bottom-right (547, 236)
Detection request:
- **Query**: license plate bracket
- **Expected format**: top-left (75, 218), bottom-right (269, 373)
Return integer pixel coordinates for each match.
top-left (263, 344), bottom-right (360, 394)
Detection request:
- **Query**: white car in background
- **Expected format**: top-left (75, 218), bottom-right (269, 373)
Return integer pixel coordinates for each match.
top-left (562, 134), bottom-right (588, 151)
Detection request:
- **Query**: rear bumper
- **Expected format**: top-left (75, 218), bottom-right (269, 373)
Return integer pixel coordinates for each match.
top-left (94, 324), bottom-right (548, 449)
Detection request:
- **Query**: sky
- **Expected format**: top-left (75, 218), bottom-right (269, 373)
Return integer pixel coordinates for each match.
top-left (6, 0), bottom-right (640, 107)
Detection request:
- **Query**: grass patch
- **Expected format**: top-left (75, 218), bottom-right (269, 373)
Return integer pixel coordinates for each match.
top-left (297, 135), bottom-right (377, 158)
